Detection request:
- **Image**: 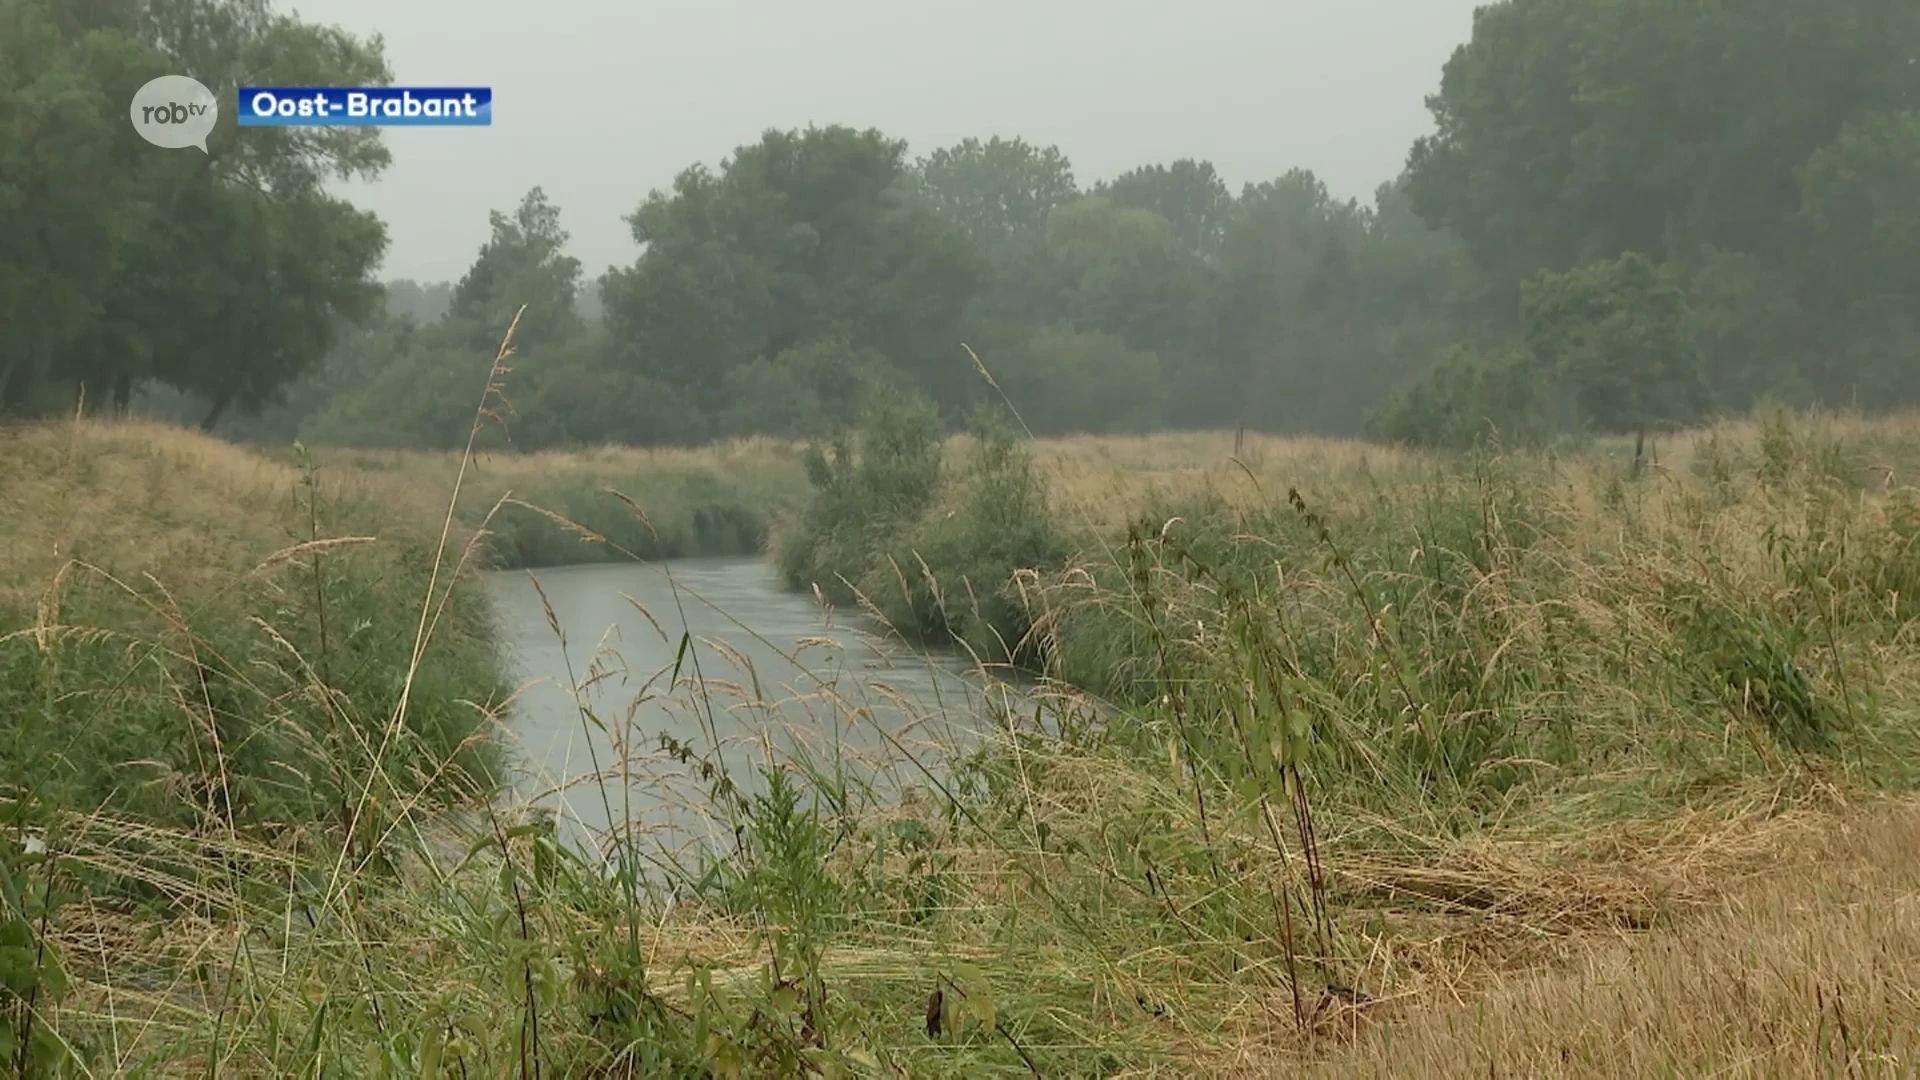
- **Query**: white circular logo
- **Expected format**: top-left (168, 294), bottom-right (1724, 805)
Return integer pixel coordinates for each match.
top-left (130, 75), bottom-right (219, 152)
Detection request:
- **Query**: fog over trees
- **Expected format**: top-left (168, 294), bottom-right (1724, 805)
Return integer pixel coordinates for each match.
top-left (5, 0), bottom-right (1918, 450)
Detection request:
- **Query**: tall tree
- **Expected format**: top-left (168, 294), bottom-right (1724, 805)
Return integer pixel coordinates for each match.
top-left (155, 180), bottom-right (386, 429)
top-left (909, 136), bottom-right (1079, 247)
top-left (448, 186), bottom-right (583, 351)
top-left (1403, 0), bottom-right (1592, 300)
top-left (383, 279), bottom-right (454, 325)
top-left (1521, 251), bottom-right (1708, 438)
top-left (602, 126), bottom-right (985, 419)
top-left (1405, 0), bottom-right (1920, 410)
top-left (1214, 171), bottom-right (1380, 433)
top-left (1094, 159), bottom-right (1234, 257)
top-left (0, 0), bottom-right (150, 413)
top-left (1408, 0), bottom-right (1920, 291)
top-left (1, 0), bottom-right (393, 422)
top-left (1793, 109), bottom-right (1920, 405)
top-left (1043, 196), bottom-right (1216, 363)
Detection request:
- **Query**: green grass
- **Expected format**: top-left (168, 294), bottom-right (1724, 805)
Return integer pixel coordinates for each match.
top-left (4, 341), bottom-right (1920, 1077)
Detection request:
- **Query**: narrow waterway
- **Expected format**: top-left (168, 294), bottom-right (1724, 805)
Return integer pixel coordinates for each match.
top-left (488, 556), bottom-right (1013, 861)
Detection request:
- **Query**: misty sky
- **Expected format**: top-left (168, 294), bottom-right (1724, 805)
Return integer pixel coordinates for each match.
top-left (299, 0), bottom-right (1484, 283)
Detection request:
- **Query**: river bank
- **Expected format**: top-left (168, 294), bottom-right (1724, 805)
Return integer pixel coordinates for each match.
top-left (4, 409), bottom-right (1920, 1075)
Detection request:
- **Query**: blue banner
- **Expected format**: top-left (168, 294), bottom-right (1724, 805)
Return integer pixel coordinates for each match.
top-left (237, 86), bottom-right (493, 126)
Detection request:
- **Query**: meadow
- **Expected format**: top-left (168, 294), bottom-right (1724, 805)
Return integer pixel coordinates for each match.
top-left (3, 371), bottom-right (1919, 1075)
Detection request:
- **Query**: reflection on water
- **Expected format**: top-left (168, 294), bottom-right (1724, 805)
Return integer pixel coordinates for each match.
top-left (488, 556), bottom-right (1014, 859)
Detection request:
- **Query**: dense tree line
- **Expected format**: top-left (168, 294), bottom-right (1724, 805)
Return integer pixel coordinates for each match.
top-left (1375, 0), bottom-right (1920, 445)
top-left (7, 0), bottom-right (1918, 450)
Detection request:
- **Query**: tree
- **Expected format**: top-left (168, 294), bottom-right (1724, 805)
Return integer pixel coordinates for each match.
top-left (1358, 179), bottom-right (1474, 340)
top-left (716, 338), bottom-right (896, 440)
top-left (507, 324), bottom-right (712, 448)
top-left (1403, 0), bottom-right (1593, 299)
top-left (1406, 0), bottom-right (1920, 413)
top-left (1094, 159), bottom-right (1234, 257)
top-left (1520, 252), bottom-right (1707, 438)
top-left (1667, 246), bottom-right (1810, 414)
top-left (300, 337), bottom-right (498, 450)
top-left (0, 0), bottom-right (154, 413)
top-left (158, 180), bottom-right (387, 429)
top-left (134, 303), bottom-right (420, 445)
top-left (599, 164), bottom-right (775, 410)
top-left (1793, 110), bottom-right (1920, 405)
top-left (1351, 178), bottom-right (1484, 403)
top-left (289, 192), bottom-right (607, 451)
top-left (1213, 171), bottom-right (1382, 434)
top-left (384, 279), bottom-right (454, 325)
top-left (1044, 197), bottom-right (1216, 350)
top-left (990, 328), bottom-right (1162, 436)
top-left (1366, 342), bottom-right (1542, 449)
top-left (448, 186), bottom-right (583, 352)
top-left (1406, 0), bottom-right (1920, 292)
top-left (601, 125), bottom-right (986, 420)
top-left (909, 136), bottom-right (1079, 247)
top-left (1, 0), bottom-right (396, 423)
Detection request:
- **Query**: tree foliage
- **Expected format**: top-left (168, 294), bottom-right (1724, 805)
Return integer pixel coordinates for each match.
top-left (909, 136), bottom-right (1079, 248)
top-left (1094, 158), bottom-right (1233, 256)
top-left (1521, 252), bottom-right (1707, 436)
top-left (448, 186), bottom-right (582, 352)
top-left (0, 0), bottom-right (391, 423)
top-left (599, 126), bottom-right (985, 423)
top-left (16, 0), bottom-right (1918, 453)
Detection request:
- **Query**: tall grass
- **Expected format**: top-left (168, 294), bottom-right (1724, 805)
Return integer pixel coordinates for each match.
top-left (3, 305), bottom-right (1919, 1077)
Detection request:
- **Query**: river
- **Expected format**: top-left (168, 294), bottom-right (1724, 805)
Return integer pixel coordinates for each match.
top-left (487, 556), bottom-right (1015, 862)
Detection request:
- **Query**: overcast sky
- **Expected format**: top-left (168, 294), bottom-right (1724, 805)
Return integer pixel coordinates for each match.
top-left (297, 0), bottom-right (1484, 283)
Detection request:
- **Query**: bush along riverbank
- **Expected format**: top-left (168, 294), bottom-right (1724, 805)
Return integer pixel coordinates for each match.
top-left (789, 398), bottom-right (1920, 799)
top-left (774, 391), bottom-right (1071, 668)
top-left (5, 385), bottom-right (1920, 1075)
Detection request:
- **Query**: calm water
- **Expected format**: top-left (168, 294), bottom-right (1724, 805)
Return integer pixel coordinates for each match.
top-left (487, 557), bottom-right (1013, 858)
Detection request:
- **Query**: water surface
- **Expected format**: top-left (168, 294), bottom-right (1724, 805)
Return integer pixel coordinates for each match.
top-left (488, 557), bottom-right (1009, 858)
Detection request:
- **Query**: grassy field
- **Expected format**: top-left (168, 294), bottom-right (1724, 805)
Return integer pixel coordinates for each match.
top-left (2, 389), bottom-right (1918, 1075)
top-left (287, 425), bottom-right (1432, 570)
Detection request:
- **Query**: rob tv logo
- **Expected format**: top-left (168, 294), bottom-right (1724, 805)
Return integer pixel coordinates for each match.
top-left (130, 75), bottom-right (218, 152)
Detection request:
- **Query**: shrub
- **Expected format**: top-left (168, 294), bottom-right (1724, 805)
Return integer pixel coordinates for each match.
top-left (775, 388), bottom-right (944, 601)
top-left (1366, 343), bottom-right (1546, 449)
top-left (868, 410), bottom-right (1071, 662)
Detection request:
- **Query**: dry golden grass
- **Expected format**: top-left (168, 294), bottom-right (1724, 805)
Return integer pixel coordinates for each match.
top-left (273, 408), bottom-right (1920, 572)
top-left (0, 418), bottom-right (315, 611)
top-left (289, 405), bottom-right (1920, 513)
top-left (305, 426), bottom-right (1433, 538)
top-left (318, 433), bottom-right (809, 505)
top-left (937, 410), bottom-right (1919, 538)
top-left (0, 415), bottom-right (1362, 611)
top-left (0, 417), bottom-right (475, 613)
top-left (1028, 429), bottom-right (1430, 529)
top-left (330, 433), bottom-right (808, 476)
top-left (1286, 793), bottom-right (1920, 1078)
